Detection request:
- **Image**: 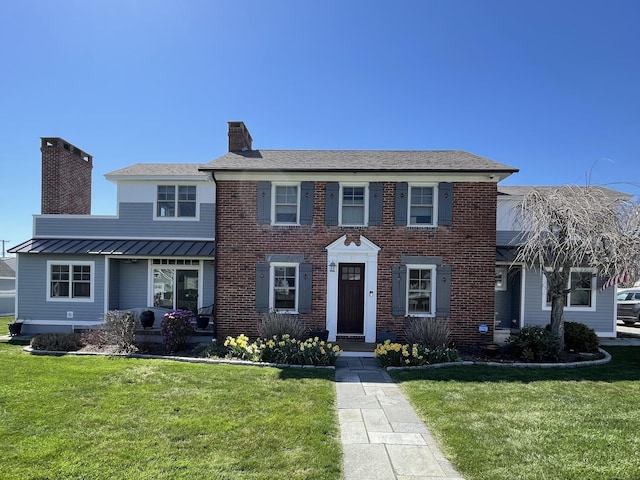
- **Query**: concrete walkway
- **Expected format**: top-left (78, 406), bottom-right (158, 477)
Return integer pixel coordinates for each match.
top-left (335, 355), bottom-right (464, 480)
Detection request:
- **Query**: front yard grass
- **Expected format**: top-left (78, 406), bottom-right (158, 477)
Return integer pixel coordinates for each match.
top-left (0, 342), bottom-right (342, 479)
top-left (0, 315), bottom-right (12, 336)
top-left (391, 346), bottom-right (640, 480)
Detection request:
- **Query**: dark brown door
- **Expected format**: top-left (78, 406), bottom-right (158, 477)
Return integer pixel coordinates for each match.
top-left (337, 263), bottom-right (365, 334)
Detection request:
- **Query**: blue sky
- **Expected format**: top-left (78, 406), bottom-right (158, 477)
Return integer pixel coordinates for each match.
top-left (1, 0), bottom-right (639, 254)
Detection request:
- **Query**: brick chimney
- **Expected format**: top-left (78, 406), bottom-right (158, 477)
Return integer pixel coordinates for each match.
top-left (228, 121), bottom-right (253, 152)
top-left (41, 138), bottom-right (93, 214)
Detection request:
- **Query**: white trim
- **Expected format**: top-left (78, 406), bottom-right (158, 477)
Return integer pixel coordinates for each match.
top-left (214, 171), bottom-right (509, 182)
top-left (405, 264), bottom-right (436, 317)
top-left (407, 183), bottom-right (438, 227)
top-left (326, 235), bottom-right (380, 342)
top-left (269, 262), bottom-right (300, 313)
top-left (338, 183), bottom-right (369, 227)
top-left (271, 182), bottom-right (301, 226)
top-left (541, 267), bottom-right (597, 312)
top-left (46, 260), bottom-right (95, 302)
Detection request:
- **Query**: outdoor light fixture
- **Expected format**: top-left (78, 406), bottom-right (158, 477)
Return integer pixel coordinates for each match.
top-left (328, 261), bottom-right (336, 273)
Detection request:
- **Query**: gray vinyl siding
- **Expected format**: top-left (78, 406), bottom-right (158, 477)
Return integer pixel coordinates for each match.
top-left (201, 261), bottom-right (215, 309)
top-left (522, 268), bottom-right (616, 334)
top-left (15, 254), bottom-right (106, 324)
top-left (118, 261), bottom-right (149, 309)
top-left (496, 230), bottom-right (520, 245)
top-left (108, 260), bottom-right (120, 310)
top-left (34, 202), bottom-right (215, 239)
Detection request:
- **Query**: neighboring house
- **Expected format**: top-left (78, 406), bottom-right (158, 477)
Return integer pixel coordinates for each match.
top-left (0, 257), bottom-right (16, 315)
top-left (9, 138), bottom-right (215, 334)
top-left (199, 122), bottom-right (519, 346)
top-left (495, 186), bottom-right (628, 338)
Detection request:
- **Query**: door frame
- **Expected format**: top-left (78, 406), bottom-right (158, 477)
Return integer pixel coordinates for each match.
top-left (326, 235), bottom-right (380, 342)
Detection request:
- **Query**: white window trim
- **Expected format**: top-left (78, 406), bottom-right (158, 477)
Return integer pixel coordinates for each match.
top-left (495, 267), bottom-right (507, 291)
top-left (406, 264), bottom-right (436, 317)
top-left (339, 183), bottom-right (369, 226)
top-left (154, 184), bottom-right (200, 221)
top-left (46, 260), bottom-right (95, 302)
top-left (271, 182), bottom-right (301, 226)
top-left (541, 267), bottom-right (597, 312)
top-left (270, 262), bottom-right (299, 313)
top-left (407, 183), bottom-right (439, 227)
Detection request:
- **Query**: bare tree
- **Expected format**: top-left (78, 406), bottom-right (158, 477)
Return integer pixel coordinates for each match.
top-left (515, 185), bottom-right (640, 345)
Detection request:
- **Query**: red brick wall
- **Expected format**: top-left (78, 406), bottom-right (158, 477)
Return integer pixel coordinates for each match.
top-left (41, 138), bottom-right (93, 215)
top-left (215, 180), bottom-right (497, 347)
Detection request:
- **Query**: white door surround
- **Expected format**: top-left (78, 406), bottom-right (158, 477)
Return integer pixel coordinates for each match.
top-left (326, 234), bottom-right (380, 342)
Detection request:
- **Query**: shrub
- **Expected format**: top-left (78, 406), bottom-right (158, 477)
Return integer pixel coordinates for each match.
top-left (103, 310), bottom-right (136, 352)
top-left (257, 335), bottom-right (343, 366)
top-left (564, 321), bottom-right (599, 352)
top-left (224, 333), bottom-right (343, 366)
top-left (81, 327), bottom-right (112, 349)
top-left (161, 309), bottom-right (195, 353)
top-left (507, 326), bottom-right (562, 362)
top-left (224, 334), bottom-right (261, 361)
top-left (404, 316), bottom-right (452, 348)
top-left (374, 340), bottom-right (460, 368)
top-left (192, 340), bottom-right (228, 358)
top-left (257, 310), bottom-right (307, 340)
top-left (30, 333), bottom-right (83, 351)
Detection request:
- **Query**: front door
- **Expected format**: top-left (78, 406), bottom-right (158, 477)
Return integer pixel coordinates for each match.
top-left (337, 263), bottom-right (365, 334)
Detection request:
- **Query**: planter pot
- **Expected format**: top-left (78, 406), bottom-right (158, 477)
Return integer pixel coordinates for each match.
top-left (140, 310), bottom-right (155, 329)
top-left (309, 329), bottom-right (329, 342)
top-left (195, 315), bottom-right (210, 329)
top-left (8, 322), bottom-right (23, 336)
top-left (376, 331), bottom-right (397, 343)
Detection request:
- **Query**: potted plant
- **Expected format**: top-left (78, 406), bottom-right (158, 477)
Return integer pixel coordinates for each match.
top-left (8, 319), bottom-right (24, 336)
top-left (140, 310), bottom-right (155, 329)
top-left (195, 314), bottom-right (210, 329)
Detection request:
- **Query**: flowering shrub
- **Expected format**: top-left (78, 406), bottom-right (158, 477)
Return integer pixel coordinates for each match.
top-left (161, 309), bottom-right (195, 353)
top-left (374, 340), bottom-right (460, 368)
top-left (223, 334), bottom-right (343, 366)
top-left (224, 334), bottom-right (261, 361)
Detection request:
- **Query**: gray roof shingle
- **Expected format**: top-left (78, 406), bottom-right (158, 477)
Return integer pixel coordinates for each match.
top-left (201, 150), bottom-right (518, 173)
top-left (105, 163), bottom-right (209, 178)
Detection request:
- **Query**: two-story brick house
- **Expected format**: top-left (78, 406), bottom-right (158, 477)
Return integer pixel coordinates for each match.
top-left (201, 122), bottom-right (518, 346)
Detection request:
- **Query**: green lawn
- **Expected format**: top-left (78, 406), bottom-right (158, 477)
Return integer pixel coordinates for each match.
top-left (0, 315), bottom-right (12, 336)
top-left (391, 346), bottom-right (640, 480)
top-left (0, 342), bottom-right (342, 479)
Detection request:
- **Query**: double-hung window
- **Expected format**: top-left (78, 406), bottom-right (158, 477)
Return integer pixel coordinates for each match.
top-left (340, 184), bottom-right (367, 226)
top-left (47, 261), bottom-right (93, 301)
top-left (543, 268), bottom-right (596, 310)
top-left (409, 185), bottom-right (436, 226)
top-left (157, 185), bottom-right (196, 218)
top-left (407, 265), bottom-right (436, 316)
top-left (273, 184), bottom-right (299, 225)
top-left (271, 263), bottom-right (298, 312)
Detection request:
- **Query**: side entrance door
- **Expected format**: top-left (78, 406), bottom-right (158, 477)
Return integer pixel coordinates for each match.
top-left (337, 263), bottom-right (365, 334)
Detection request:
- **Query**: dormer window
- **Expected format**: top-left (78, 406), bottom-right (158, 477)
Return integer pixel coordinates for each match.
top-left (157, 185), bottom-right (196, 218)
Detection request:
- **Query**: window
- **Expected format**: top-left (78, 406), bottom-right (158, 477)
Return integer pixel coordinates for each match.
top-left (543, 268), bottom-right (596, 310)
top-left (407, 266), bottom-right (435, 315)
top-left (153, 266), bottom-right (200, 312)
top-left (341, 185), bottom-right (366, 226)
top-left (271, 263), bottom-right (298, 312)
top-left (157, 185), bottom-right (196, 218)
top-left (495, 267), bottom-right (507, 291)
top-left (409, 185), bottom-right (435, 226)
top-left (273, 184), bottom-right (299, 224)
top-left (47, 261), bottom-right (93, 301)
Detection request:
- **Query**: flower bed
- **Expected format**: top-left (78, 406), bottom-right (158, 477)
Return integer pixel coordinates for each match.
top-left (374, 340), bottom-right (460, 367)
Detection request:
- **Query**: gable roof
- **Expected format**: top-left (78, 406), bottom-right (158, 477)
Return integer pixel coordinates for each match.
top-left (105, 163), bottom-right (209, 181)
top-left (0, 259), bottom-right (14, 278)
top-left (201, 150), bottom-right (519, 173)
